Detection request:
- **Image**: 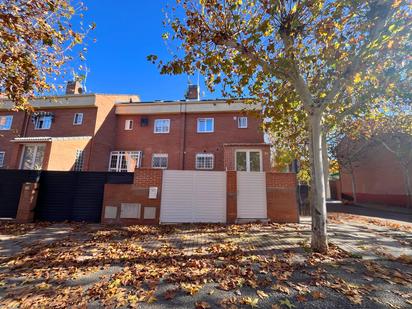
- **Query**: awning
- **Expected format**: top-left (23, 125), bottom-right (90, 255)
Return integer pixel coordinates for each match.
top-left (11, 136), bottom-right (92, 143)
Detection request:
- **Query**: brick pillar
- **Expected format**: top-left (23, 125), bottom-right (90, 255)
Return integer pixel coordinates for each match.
top-left (226, 171), bottom-right (237, 223)
top-left (266, 173), bottom-right (299, 223)
top-left (16, 182), bottom-right (40, 223)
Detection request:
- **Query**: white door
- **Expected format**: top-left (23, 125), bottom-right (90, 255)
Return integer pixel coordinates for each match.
top-left (237, 172), bottom-right (267, 219)
top-left (160, 170), bottom-right (226, 223)
top-left (235, 150), bottom-right (262, 172)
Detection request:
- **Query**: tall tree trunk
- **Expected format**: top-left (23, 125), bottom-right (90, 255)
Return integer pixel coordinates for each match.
top-left (350, 170), bottom-right (358, 204)
top-left (322, 135), bottom-right (331, 199)
top-left (309, 110), bottom-right (328, 253)
top-left (402, 165), bottom-right (412, 208)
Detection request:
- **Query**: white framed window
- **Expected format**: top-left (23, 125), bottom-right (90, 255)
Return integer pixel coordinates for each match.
top-left (196, 153), bottom-right (214, 170)
top-left (0, 116), bottom-right (13, 130)
top-left (73, 113), bottom-right (83, 125)
top-left (152, 153), bottom-right (168, 169)
top-left (34, 115), bottom-right (52, 130)
top-left (0, 152), bottom-right (5, 167)
top-left (197, 118), bottom-right (214, 133)
top-left (154, 119), bottom-right (170, 133)
top-left (73, 150), bottom-right (84, 171)
top-left (238, 117), bottom-right (248, 128)
top-left (125, 119), bottom-right (134, 130)
top-left (109, 151), bottom-right (142, 172)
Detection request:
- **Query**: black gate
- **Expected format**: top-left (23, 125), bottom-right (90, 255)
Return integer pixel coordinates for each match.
top-left (0, 170), bottom-right (40, 218)
top-left (35, 171), bottom-right (133, 222)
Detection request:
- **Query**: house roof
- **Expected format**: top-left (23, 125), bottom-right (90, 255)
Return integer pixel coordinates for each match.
top-left (115, 99), bottom-right (262, 115)
top-left (0, 93), bottom-right (140, 110)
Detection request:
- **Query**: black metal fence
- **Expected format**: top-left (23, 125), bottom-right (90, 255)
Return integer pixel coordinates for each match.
top-left (0, 170), bottom-right (41, 218)
top-left (0, 170), bottom-right (133, 222)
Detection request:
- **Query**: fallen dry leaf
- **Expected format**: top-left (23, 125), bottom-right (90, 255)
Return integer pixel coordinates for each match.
top-left (195, 301), bottom-right (211, 309)
top-left (311, 291), bottom-right (326, 300)
top-left (257, 290), bottom-right (269, 299)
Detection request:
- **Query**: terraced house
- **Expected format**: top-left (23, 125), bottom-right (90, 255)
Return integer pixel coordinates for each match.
top-left (0, 83), bottom-right (270, 172)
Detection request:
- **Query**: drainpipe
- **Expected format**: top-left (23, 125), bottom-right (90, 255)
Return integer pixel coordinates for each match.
top-left (21, 111), bottom-right (30, 137)
top-left (181, 102), bottom-right (187, 170)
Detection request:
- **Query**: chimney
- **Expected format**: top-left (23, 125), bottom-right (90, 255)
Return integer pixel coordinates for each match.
top-left (65, 80), bottom-right (83, 95)
top-left (185, 84), bottom-right (200, 101)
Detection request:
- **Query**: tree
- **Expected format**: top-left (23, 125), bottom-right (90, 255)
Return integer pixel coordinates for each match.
top-left (0, 0), bottom-right (94, 109)
top-left (152, 0), bottom-right (411, 252)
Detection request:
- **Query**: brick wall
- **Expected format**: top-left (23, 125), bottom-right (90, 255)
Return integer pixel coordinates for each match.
top-left (266, 173), bottom-right (299, 223)
top-left (101, 169), bottom-right (162, 225)
top-left (340, 144), bottom-right (412, 207)
top-left (114, 112), bottom-right (265, 171)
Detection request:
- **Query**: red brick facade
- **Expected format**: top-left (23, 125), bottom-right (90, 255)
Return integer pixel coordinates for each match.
top-left (1, 96), bottom-right (269, 172)
top-left (340, 144), bottom-right (412, 207)
top-left (0, 94), bottom-right (137, 171)
top-left (114, 111), bottom-right (266, 171)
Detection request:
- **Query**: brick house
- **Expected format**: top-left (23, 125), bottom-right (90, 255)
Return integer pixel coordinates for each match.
top-left (0, 85), bottom-right (270, 172)
top-left (0, 87), bottom-right (139, 171)
top-left (339, 143), bottom-right (412, 207)
top-left (112, 99), bottom-right (270, 172)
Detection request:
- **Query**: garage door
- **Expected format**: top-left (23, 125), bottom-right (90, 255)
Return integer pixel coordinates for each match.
top-left (237, 172), bottom-right (267, 219)
top-left (160, 170), bottom-right (226, 223)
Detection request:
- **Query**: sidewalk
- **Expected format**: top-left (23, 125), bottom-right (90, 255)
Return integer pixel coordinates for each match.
top-left (327, 202), bottom-right (412, 224)
top-left (1, 220), bottom-right (412, 308)
top-left (357, 202), bottom-right (412, 215)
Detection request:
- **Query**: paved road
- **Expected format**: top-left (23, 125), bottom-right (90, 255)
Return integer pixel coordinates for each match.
top-left (327, 202), bottom-right (412, 224)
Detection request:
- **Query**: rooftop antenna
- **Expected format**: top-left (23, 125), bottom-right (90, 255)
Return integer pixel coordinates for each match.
top-left (197, 70), bottom-right (201, 99)
top-left (82, 65), bottom-right (90, 93)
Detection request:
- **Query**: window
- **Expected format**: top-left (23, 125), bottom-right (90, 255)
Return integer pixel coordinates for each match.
top-left (73, 150), bottom-right (84, 171)
top-left (154, 119), bottom-right (170, 133)
top-left (0, 116), bottom-right (13, 130)
top-left (0, 152), bottom-right (4, 167)
top-left (108, 151), bottom-right (142, 172)
top-left (73, 113), bottom-right (83, 125)
top-left (236, 150), bottom-right (262, 172)
top-left (152, 154), bottom-right (168, 169)
top-left (20, 144), bottom-right (46, 170)
top-left (125, 119), bottom-right (134, 130)
top-left (196, 153), bottom-right (214, 170)
top-left (197, 118), bottom-right (214, 133)
top-left (238, 117), bottom-right (248, 128)
top-left (34, 115), bottom-right (52, 130)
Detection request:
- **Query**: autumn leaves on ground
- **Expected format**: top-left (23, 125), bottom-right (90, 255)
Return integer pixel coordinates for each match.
top-left (0, 218), bottom-right (412, 309)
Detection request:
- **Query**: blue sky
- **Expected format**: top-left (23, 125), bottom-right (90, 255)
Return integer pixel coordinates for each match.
top-left (73, 0), bottom-right (215, 101)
